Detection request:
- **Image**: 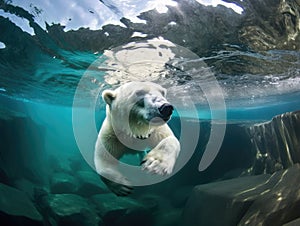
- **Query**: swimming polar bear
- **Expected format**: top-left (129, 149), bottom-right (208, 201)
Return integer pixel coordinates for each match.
top-left (94, 81), bottom-right (180, 196)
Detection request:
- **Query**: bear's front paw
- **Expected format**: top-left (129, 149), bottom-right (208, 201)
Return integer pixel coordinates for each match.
top-left (101, 176), bottom-right (133, 196)
top-left (141, 151), bottom-right (175, 175)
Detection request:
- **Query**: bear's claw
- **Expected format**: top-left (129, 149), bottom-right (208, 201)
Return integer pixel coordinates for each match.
top-left (108, 183), bottom-right (133, 196)
top-left (101, 176), bottom-right (133, 196)
top-left (141, 154), bottom-right (173, 175)
top-left (114, 185), bottom-right (133, 196)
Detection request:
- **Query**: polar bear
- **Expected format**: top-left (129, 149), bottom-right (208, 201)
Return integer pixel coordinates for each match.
top-left (94, 81), bottom-right (180, 196)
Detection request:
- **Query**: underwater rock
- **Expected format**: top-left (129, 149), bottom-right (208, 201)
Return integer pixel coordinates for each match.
top-left (137, 194), bottom-right (161, 212)
top-left (0, 115), bottom-right (46, 185)
top-left (283, 217), bottom-right (300, 226)
top-left (247, 110), bottom-right (300, 174)
top-left (170, 186), bottom-right (194, 208)
top-left (91, 193), bottom-right (145, 216)
top-left (47, 155), bottom-right (67, 174)
top-left (154, 208), bottom-right (183, 226)
top-left (137, 194), bottom-right (182, 226)
top-left (68, 155), bottom-right (92, 172)
top-left (183, 164), bottom-right (300, 226)
top-left (182, 173), bottom-right (271, 226)
top-left (238, 164), bottom-right (300, 226)
top-left (0, 167), bottom-right (10, 185)
top-left (14, 178), bottom-right (36, 200)
top-left (91, 193), bottom-right (153, 226)
top-left (102, 208), bottom-right (153, 226)
top-left (0, 183), bottom-right (43, 224)
top-left (46, 193), bottom-right (101, 226)
top-left (75, 170), bottom-right (108, 197)
top-left (50, 172), bottom-right (78, 194)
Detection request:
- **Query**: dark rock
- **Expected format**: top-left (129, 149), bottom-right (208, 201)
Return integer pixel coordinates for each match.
top-left (48, 155), bottom-right (66, 173)
top-left (32, 187), bottom-right (53, 224)
top-left (183, 164), bottom-right (300, 226)
top-left (76, 170), bottom-right (108, 197)
top-left (154, 208), bottom-right (182, 226)
top-left (50, 172), bottom-right (78, 194)
top-left (136, 193), bottom-right (182, 226)
top-left (91, 193), bottom-right (144, 216)
top-left (46, 193), bottom-right (101, 226)
top-left (91, 193), bottom-right (153, 226)
top-left (0, 115), bottom-right (46, 185)
top-left (122, 0), bottom-right (300, 79)
top-left (182, 173), bottom-right (271, 226)
top-left (0, 212), bottom-right (43, 226)
top-left (0, 183), bottom-right (42, 223)
top-left (238, 164), bottom-right (300, 226)
top-left (138, 194), bottom-right (160, 212)
top-left (235, 0), bottom-right (300, 51)
top-left (247, 110), bottom-right (300, 174)
top-left (102, 208), bottom-right (153, 226)
top-left (283, 217), bottom-right (300, 226)
top-left (0, 167), bottom-right (10, 185)
top-left (126, 0), bottom-right (242, 55)
top-left (170, 186), bottom-right (194, 208)
top-left (46, 23), bottom-right (133, 52)
top-left (68, 155), bottom-right (92, 172)
top-left (14, 178), bottom-right (36, 200)
top-left (221, 168), bottom-right (246, 180)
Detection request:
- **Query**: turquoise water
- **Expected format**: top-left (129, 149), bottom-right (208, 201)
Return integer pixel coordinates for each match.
top-left (1, 0), bottom-right (300, 226)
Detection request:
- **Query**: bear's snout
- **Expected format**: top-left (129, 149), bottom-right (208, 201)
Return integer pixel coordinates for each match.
top-left (158, 103), bottom-right (174, 119)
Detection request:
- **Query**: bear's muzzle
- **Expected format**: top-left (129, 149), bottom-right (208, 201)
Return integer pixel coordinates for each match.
top-left (158, 103), bottom-right (174, 121)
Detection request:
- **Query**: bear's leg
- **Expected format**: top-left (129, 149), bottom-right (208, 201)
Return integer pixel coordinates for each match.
top-left (94, 138), bottom-right (133, 196)
top-left (141, 136), bottom-right (180, 175)
top-left (100, 173), bottom-right (133, 196)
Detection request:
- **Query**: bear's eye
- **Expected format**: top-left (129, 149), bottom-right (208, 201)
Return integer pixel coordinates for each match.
top-left (135, 98), bottom-right (145, 108)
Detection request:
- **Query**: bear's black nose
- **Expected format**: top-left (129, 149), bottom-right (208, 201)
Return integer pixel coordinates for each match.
top-left (158, 103), bottom-right (174, 118)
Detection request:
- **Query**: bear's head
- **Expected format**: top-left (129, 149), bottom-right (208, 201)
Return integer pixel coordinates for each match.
top-left (102, 81), bottom-right (174, 138)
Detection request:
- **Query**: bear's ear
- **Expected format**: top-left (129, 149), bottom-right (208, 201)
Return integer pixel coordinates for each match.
top-left (102, 90), bottom-right (116, 105)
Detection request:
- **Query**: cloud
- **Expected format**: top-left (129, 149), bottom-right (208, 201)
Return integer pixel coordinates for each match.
top-left (195, 0), bottom-right (243, 14)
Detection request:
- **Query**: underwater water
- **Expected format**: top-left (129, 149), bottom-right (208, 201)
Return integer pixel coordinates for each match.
top-left (1, 0), bottom-right (300, 225)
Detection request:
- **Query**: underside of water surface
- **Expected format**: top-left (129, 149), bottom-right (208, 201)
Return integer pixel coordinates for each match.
top-left (0, 0), bottom-right (300, 226)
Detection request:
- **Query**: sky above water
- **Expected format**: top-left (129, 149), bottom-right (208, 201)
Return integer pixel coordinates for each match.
top-left (0, 0), bottom-right (243, 36)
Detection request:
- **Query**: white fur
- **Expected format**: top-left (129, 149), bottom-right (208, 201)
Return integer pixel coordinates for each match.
top-left (94, 81), bottom-right (180, 196)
